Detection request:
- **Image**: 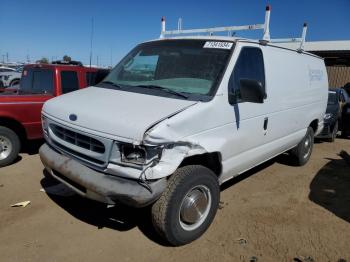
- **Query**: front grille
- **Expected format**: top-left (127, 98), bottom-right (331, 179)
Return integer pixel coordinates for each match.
top-left (50, 124), bottom-right (105, 154)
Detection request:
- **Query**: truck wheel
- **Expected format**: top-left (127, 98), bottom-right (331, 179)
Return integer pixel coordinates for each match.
top-left (151, 165), bottom-right (220, 246)
top-left (290, 127), bottom-right (314, 166)
top-left (0, 127), bottom-right (21, 167)
top-left (328, 121), bottom-right (338, 142)
top-left (10, 79), bottom-right (20, 87)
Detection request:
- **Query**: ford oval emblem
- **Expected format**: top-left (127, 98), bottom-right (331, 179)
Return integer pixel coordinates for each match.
top-left (69, 114), bottom-right (77, 121)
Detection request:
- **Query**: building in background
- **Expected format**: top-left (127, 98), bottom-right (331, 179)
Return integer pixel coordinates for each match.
top-left (278, 40), bottom-right (350, 88)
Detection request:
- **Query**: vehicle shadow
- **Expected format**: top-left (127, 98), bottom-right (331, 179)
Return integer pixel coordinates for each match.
top-left (40, 172), bottom-right (169, 246)
top-left (309, 151), bottom-right (350, 223)
top-left (220, 158), bottom-right (276, 191)
top-left (21, 139), bottom-right (44, 155)
top-left (39, 151), bottom-right (301, 245)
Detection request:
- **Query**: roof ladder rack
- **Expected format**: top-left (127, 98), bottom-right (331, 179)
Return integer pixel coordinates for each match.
top-left (160, 5), bottom-right (272, 40)
top-left (159, 6), bottom-right (308, 51)
top-left (269, 23), bottom-right (308, 51)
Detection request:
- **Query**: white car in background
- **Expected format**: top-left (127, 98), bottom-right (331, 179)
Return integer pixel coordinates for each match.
top-left (0, 67), bottom-right (22, 87)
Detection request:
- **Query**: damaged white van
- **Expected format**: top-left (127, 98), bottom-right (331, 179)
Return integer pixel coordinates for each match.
top-left (39, 7), bottom-right (328, 245)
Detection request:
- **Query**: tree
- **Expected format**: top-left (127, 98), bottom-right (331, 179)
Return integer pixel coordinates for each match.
top-left (36, 57), bottom-right (49, 64)
top-left (63, 55), bottom-right (72, 62)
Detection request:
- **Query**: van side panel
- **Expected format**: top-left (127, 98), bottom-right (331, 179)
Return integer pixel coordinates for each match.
top-left (217, 44), bottom-right (327, 183)
top-left (260, 46), bottom-right (328, 160)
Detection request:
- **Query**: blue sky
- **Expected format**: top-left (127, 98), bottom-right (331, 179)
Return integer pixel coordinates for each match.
top-left (1, 0), bottom-right (349, 66)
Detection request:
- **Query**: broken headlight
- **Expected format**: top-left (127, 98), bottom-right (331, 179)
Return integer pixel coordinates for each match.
top-left (120, 144), bottom-right (162, 165)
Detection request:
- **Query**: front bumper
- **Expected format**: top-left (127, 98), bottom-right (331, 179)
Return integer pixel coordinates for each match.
top-left (316, 122), bottom-right (333, 138)
top-left (39, 143), bottom-right (166, 207)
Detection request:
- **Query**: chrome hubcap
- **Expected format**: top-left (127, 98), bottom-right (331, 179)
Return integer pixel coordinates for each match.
top-left (0, 135), bottom-right (12, 160)
top-left (303, 133), bottom-right (312, 159)
top-left (179, 185), bottom-right (212, 231)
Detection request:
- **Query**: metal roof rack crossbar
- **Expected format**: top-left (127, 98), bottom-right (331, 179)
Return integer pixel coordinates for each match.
top-left (160, 6), bottom-right (271, 40)
top-left (159, 6), bottom-right (308, 51)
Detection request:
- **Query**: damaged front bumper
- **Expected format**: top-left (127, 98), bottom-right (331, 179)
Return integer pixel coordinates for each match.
top-left (39, 143), bottom-right (167, 207)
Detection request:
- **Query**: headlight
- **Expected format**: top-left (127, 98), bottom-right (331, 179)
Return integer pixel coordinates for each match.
top-left (120, 144), bottom-right (162, 165)
top-left (324, 113), bottom-right (332, 120)
top-left (121, 144), bottom-right (146, 164)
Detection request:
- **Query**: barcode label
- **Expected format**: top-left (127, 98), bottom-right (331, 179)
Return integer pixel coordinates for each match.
top-left (203, 41), bottom-right (233, 49)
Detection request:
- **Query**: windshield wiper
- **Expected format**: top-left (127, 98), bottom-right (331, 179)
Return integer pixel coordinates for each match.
top-left (135, 85), bottom-right (189, 99)
top-left (100, 81), bottom-right (122, 89)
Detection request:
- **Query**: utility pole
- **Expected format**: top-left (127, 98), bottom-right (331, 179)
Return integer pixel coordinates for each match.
top-left (6, 52), bottom-right (8, 63)
top-left (110, 47), bottom-right (112, 68)
top-left (89, 17), bottom-right (94, 68)
top-left (96, 55), bottom-right (99, 66)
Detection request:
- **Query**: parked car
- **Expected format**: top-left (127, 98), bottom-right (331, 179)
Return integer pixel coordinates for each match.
top-left (316, 88), bottom-right (349, 141)
top-left (0, 62), bottom-right (109, 167)
top-left (39, 12), bottom-right (328, 245)
top-left (0, 67), bottom-right (22, 88)
top-left (0, 66), bottom-right (15, 73)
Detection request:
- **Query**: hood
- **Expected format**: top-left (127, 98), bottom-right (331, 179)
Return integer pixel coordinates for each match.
top-left (43, 87), bottom-right (197, 143)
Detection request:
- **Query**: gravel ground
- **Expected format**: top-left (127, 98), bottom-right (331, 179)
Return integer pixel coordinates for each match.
top-left (0, 138), bottom-right (350, 262)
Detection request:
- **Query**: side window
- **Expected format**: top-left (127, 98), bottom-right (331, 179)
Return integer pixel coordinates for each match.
top-left (228, 47), bottom-right (265, 103)
top-left (32, 69), bottom-right (54, 94)
top-left (61, 71), bottom-right (79, 94)
top-left (86, 70), bottom-right (109, 86)
top-left (86, 72), bottom-right (97, 86)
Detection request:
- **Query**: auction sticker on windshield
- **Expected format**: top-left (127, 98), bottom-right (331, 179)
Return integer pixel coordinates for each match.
top-left (203, 41), bottom-right (233, 49)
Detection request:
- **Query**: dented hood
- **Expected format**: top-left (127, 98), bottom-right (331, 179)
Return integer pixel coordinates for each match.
top-left (43, 86), bottom-right (197, 143)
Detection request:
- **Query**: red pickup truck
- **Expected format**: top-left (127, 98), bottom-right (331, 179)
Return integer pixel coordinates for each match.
top-left (0, 62), bottom-right (109, 167)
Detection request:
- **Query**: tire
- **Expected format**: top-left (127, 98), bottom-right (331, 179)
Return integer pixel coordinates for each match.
top-left (0, 126), bottom-right (21, 167)
top-left (10, 79), bottom-right (20, 87)
top-left (328, 121), bottom-right (338, 142)
top-left (151, 165), bottom-right (220, 246)
top-left (290, 127), bottom-right (314, 166)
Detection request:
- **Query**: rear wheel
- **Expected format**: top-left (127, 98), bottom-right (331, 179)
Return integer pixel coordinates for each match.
top-left (290, 127), bottom-right (314, 166)
top-left (9, 79), bottom-right (20, 87)
top-left (151, 165), bottom-right (220, 246)
top-left (0, 127), bottom-right (21, 167)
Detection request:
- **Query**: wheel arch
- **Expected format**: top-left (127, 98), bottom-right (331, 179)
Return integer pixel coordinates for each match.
top-left (309, 119), bottom-right (319, 134)
top-left (0, 117), bottom-right (27, 142)
top-left (179, 151), bottom-right (222, 177)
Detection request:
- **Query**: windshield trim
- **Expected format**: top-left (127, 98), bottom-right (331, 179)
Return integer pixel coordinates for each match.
top-left (97, 39), bottom-right (236, 102)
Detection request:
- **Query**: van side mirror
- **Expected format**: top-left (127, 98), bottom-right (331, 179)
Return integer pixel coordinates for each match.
top-left (239, 78), bottom-right (265, 103)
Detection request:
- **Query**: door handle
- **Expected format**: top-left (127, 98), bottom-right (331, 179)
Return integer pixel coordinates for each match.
top-left (263, 117), bottom-right (268, 130)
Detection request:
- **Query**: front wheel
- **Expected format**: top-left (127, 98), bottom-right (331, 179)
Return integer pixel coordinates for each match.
top-left (151, 165), bottom-right (220, 246)
top-left (290, 127), bottom-right (314, 166)
top-left (0, 126), bottom-right (21, 167)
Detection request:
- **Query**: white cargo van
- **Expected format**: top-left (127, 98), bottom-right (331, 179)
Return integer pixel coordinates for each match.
top-left (39, 7), bottom-right (328, 245)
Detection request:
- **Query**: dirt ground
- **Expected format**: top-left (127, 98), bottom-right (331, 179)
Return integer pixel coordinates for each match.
top-left (1, 138), bottom-right (350, 262)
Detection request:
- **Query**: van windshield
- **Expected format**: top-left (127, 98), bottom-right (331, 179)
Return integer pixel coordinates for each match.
top-left (99, 40), bottom-right (233, 101)
top-left (327, 92), bottom-right (338, 105)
